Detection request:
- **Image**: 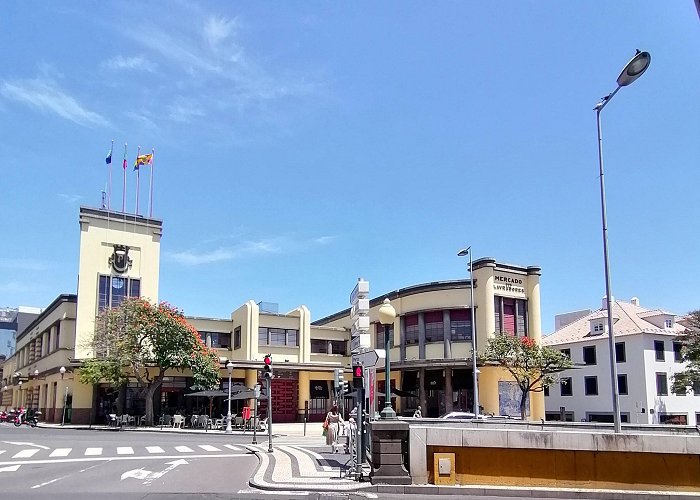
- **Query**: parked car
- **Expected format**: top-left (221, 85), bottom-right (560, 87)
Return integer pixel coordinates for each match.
top-left (439, 411), bottom-right (490, 420)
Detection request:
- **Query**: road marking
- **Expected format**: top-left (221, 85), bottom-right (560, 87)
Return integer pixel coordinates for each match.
top-left (143, 459), bottom-right (188, 485)
top-left (0, 451), bottom-right (5, 456)
top-left (0, 453), bottom-right (250, 466)
top-left (31, 475), bottom-right (68, 489)
top-left (198, 445), bottom-right (220, 452)
top-left (13, 449), bottom-right (39, 459)
top-left (0, 465), bottom-right (21, 473)
top-left (224, 444), bottom-right (241, 451)
top-left (146, 446), bottom-right (164, 454)
top-left (117, 447), bottom-right (134, 455)
top-left (175, 446), bottom-right (193, 453)
top-left (84, 448), bottom-right (102, 456)
top-left (50, 448), bottom-right (71, 457)
top-left (2, 441), bottom-right (50, 450)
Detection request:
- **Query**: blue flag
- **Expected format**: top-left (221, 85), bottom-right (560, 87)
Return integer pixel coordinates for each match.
top-left (105, 148), bottom-right (112, 165)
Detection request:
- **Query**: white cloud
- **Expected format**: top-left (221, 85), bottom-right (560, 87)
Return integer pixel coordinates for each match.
top-left (166, 240), bottom-right (279, 266)
top-left (168, 100), bottom-right (205, 123)
top-left (103, 55), bottom-right (156, 73)
top-left (314, 235), bottom-right (338, 245)
top-left (125, 110), bottom-right (158, 132)
top-left (203, 16), bottom-right (237, 48)
top-left (58, 193), bottom-right (83, 204)
top-left (0, 258), bottom-right (50, 271)
top-left (0, 77), bottom-right (109, 128)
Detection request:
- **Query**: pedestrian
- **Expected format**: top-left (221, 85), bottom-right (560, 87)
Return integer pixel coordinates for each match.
top-left (324, 405), bottom-right (344, 453)
top-left (413, 405), bottom-right (422, 418)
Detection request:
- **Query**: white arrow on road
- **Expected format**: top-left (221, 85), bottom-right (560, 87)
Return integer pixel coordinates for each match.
top-left (2, 441), bottom-right (50, 450)
top-left (121, 459), bottom-right (188, 485)
top-left (0, 465), bottom-right (21, 473)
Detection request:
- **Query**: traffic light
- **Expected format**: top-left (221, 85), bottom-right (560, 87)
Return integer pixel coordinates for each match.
top-left (263, 354), bottom-right (273, 379)
top-left (338, 371), bottom-right (349, 395)
top-left (352, 363), bottom-right (363, 388)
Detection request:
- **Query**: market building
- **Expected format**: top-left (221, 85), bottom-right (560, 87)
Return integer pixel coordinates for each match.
top-left (1, 206), bottom-right (545, 424)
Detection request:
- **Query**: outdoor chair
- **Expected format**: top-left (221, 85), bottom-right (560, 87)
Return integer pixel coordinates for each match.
top-left (190, 415), bottom-right (198, 428)
top-left (160, 414), bottom-right (172, 426)
top-left (172, 415), bottom-right (185, 428)
top-left (234, 416), bottom-right (244, 429)
top-left (108, 414), bottom-right (119, 427)
top-left (120, 415), bottom-right (130, 426)
top-left (127, 415), bottom-right (136, 426)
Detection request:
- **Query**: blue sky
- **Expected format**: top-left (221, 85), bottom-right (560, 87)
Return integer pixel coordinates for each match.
top-left (1, 2), bottom-right (698, 337)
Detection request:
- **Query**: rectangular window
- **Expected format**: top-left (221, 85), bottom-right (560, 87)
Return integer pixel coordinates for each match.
top-left (258, 327), bottom-right (298, 347)
top-left (375, 322), bottom-right (394, 348)
top-left (329, 340), bottom-right (346, 355)
top-left (560, 378), bottom-right (573, 396)
top-left (54, 322), bottom-right (61, 351)
top-left (584, 376), bottom-right (598, 396)
top-left (449, 309), bottom-right (472, 341)
top-left (258, 327), bottom-right (268, 346)
top-left (654, 340), bottom-right (665, 361)
top-left (693, 380), bottom-right (700, 396)
top-left (615, 342), bottom-right (626, 363)
top-left (656, 372), bottom-right (668, 396)
top-left (544, 385), bottom-right (549, 397)
top-left (405, 314), bottom-right (419, 345)
top-left (664, 319), bottom-right (673, 328)
top-left (311, 340), bottom-right (328, 354)
top-left (205, 332), bottom-right (230, 349)
top-left (269, 328), bottom-right (286, 346)
top-left (234, 327), bottom-right (241, 350)
top-left (287, 329), bottom-right (299, 347)
top-left (494, 296), bottom-right (501, 335)
top-left (618, 374), bottom-right (628, 395)
top-left (516, 300), bottom-right (527, 337)
top-left (659, 413), bottom-right (688, 425)
top-left (98, 275), bottom-right (141, 311)
top-left (583, 346), bottom-right (597, 365)
top-left (494, 296), bottom-right (528, 337)
top-left (560, 348), bottom-right (571, 359)
top-left (502, 298), bottom-right (516, 335)
top-left (673, 342), bottom-right (683, 362)
top-left (424, 311), bottom-right (444, 343)
top-left (593, 322), bottom-right (604, 333)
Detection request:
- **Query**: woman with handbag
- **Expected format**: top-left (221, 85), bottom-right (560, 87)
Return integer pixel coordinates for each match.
top-left (324, 405), bottom-right (344, 453)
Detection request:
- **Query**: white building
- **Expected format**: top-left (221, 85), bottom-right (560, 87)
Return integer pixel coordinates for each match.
top-left (543, 297), bottom-right (697, 425)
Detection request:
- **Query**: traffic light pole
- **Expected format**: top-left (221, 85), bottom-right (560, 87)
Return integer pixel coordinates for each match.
top-left (356, 385), bottom-right (364, 479)
top-left (267, 376), bottom-right (273, 453)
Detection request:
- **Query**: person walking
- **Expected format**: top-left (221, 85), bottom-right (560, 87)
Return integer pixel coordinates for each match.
top-left (324, 405), bottom-right (344, 453)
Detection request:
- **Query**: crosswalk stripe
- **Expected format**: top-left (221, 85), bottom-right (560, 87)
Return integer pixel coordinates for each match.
top-left (84, 448), bottom-right (102, 456)
top-left (224, 444), bottom-right (241, 451)
top-left (0, 450), bottom-right (5, 456)
top-left (117, 447), bottom-right (134, 455)
top-left (49, 448), bottom-right (72, 457)
top-left (198, 445), bottom-right (220, 452)
top-left (175, 446), bottom-right (193, 453)
top-left (146, 446), bottom-right (164, 454)
top-left (13, 449), bottom-right (39, 459)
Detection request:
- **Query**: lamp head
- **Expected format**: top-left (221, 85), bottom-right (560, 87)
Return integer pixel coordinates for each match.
top-left (617, 50), bottom-right (651, 87)
top-left (34, 369), bottom-right (39, 377)
top-left (378, 298), bottom-right (396, 325)
top-left (457, 247), bottom-right (470, 257)
top-left (59, 366), bottom-right (66, 376)
top-left (226, 361), bottom-right (233, 374)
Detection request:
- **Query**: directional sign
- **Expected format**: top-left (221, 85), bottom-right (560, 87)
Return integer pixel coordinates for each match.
top-left (350, 279), bottom-right (369, 306)
top-left (352, 349), bottom-right (385, 368)
top-left (351, 334), bottom-right (371, 352)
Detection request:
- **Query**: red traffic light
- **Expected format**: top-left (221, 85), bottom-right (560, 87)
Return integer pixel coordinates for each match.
top-left (353, 365), bottom-right (362, 378)
top-left (264, 354), bottom-right (272, 365)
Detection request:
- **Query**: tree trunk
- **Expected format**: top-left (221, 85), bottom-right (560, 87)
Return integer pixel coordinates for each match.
top-left (140, 372), bottom-right (164, 426)
top-left (520, 388), bottom-right (529, 420)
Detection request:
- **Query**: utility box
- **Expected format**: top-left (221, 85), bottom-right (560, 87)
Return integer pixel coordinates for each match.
top-left (433, 452), bottom-right (455, 485)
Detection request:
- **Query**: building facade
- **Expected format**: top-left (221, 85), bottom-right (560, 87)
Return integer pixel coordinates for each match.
top-left (543, 297), bottom-right (696, 425)
top-left (1, 206), bottom-right (546, 424)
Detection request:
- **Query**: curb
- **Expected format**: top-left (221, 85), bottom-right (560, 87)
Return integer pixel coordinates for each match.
top-left (37, 423), bottom-right (281, 438)
top-left (246, 445), bottom-right (376, 493)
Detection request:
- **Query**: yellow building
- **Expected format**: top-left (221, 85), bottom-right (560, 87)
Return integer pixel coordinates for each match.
top-left (1, 206), bottom-right (544, 424)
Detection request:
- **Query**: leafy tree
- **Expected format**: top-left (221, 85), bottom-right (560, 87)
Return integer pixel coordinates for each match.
top-left (483, 334), bottom-right (573, 420)
top-left (79, 298), bottom-right (220, 425)
top-left (671, 310), bottom-right (700, 395)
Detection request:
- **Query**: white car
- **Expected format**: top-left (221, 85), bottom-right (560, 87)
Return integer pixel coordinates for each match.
top-left (439, 411), bottom-right (489, 420)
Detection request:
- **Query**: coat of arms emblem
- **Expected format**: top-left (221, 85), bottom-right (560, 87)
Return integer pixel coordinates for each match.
top-left (109, 245), bottom-right (132, 273)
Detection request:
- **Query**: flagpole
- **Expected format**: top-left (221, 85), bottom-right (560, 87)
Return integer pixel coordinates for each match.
top-left (149, 148), bottom-right (155, 218)
top-left (108, 139), bottom-right (113, 210)
top-left (135, 146), bottom-right (141, 215)
top-left (122, 143), bottom-right (128, 213)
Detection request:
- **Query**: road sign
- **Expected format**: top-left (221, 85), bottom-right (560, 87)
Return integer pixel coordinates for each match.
top-left (350, 279), bottom-right (369, 306)
top-left (351, 333), bottom-right (370, 352)
top-left (351, 349), bottom-right (385, 368)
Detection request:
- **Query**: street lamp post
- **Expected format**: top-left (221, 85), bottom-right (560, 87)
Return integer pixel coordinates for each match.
top-left (458, 247), bottom-right (479, 418)
top-left (378, 298), bottom-right (397, 420)
top-left (226, 362), bottom-right (233, 434)
top-left (18, 381), bottom-right (23, 408)
top-left (594, 50), bottom-right (651, 434)
top-left (59, 366), bottom-right (67, 427)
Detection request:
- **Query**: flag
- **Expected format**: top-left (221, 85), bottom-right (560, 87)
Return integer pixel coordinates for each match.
top-left (105, 146), bottom-right (113, 165)
top-left (123, 158), bottom-right (127, 170)
top-left (134, 153), bottom-right (153, 170)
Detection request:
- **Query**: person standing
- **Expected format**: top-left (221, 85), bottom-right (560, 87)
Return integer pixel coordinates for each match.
top-left (324, 405), bottom-right (344, 453)
top-left (413, 406), bottom-right (422, 418)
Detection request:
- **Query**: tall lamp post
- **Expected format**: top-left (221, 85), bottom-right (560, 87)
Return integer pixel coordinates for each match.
top-left (458, 247), bottom-right (479, 418)
top-left (18, 381), bottom-right (23, 408)
top-left (378, 298), bottom-right (397, 420)
top-left (225, 361), bottom-right (233, 434)
top-left (59, 366), bottom-right (68, 426)
top-left (594, 50), bottom-right (651, 434)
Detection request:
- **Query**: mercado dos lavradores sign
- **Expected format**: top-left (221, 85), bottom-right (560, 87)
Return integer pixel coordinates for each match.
top-left (493, 273), bottom-right (526, 298)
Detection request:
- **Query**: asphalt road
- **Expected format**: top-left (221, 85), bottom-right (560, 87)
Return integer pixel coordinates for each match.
top-left (0, 423), bottom-right (258, 499)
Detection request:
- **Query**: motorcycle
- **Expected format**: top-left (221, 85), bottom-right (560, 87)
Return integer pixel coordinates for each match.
top-left (14, 410), bottom-right (41, 428)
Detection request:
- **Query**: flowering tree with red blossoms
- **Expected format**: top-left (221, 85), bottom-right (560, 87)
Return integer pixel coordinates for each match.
top-left (483, 334), bottom-right (573, 420)
top-left (79, 298), bottom-right (220, 425)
